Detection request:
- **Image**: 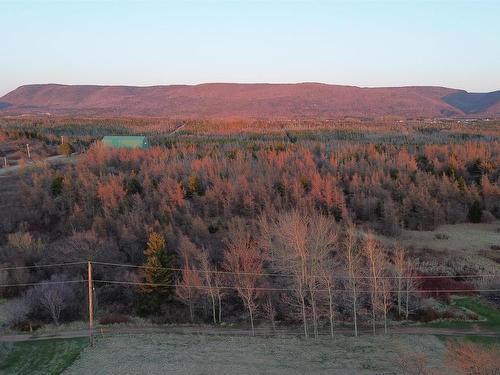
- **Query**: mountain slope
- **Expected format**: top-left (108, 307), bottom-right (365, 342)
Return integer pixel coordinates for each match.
top-left (443, 90), bottom-right (500, 114)
top-left (1, 83), bottom-right (499, 118)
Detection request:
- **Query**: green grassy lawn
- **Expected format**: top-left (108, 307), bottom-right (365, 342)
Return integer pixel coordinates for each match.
top-left (437, 334), bottom-right (500, 346)
top-left (0, 338), bottom-right (87, 375)
top-left (427, 297), bottom-right (500, 330)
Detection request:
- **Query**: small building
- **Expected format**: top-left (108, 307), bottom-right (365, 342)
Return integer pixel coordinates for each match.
top-left (102, 136), bottom-right (149, 149)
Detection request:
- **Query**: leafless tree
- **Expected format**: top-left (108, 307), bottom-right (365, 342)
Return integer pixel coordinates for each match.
top-left (197, 250), bottom-right (218, 324)
top-left (223, 220), bottom-right (264, 336)
top-left (213, 268), bottom-right (226, 323)
top-left (394, 243), bottom-right (419, 321)
top-left (310, 215), bottom-right (339, 338)
top-left (260, 210), bottom-right (310, 338)
top-left (261, 210), bottom-right (338, 339)
top-left (405, 259), bottom-right (419, 320)
top-left (394, 244), bottom-right (406, 318)
top-left (341, 222), bottom-right (362, 337)
top-left (176, 236), bottom-right (202, 322)
top-left (363, 231), bottom-right (387, 335)
top-left (262, 292), bottom-right (277, 333)
top-left (31, 276), bottom-right (74, 326)
top-left (380, 276), bottom-right (392, 334)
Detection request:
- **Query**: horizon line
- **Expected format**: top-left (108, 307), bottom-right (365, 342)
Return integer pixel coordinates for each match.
top-left (4, 82), bottom-right (500, 96)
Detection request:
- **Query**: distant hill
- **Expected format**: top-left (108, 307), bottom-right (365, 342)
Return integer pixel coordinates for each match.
top-left (1, 83), bottom-right (499, 118)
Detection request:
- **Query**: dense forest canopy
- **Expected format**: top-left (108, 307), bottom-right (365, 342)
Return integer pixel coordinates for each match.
top-left (0, 117), bottom-right (499, 332)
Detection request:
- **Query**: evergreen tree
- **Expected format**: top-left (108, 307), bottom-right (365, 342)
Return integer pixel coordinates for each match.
top-left (468, 201), bottom-right (483, 223)
top-left (138, 232), bottom-right (174, 315)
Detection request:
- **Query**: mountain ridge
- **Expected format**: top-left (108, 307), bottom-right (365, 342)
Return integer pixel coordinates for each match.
top-left (1, 83), bottom-right (499, 118)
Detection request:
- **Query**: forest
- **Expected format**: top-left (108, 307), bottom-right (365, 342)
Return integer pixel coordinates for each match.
top-left (0, 117), bottom-right (499, 336)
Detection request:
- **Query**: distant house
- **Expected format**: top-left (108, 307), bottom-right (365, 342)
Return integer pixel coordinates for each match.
top-left (102, 136), bottom-right (149, 149)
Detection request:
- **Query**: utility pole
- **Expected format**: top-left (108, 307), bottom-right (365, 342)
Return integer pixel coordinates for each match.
top-left (87, 261), bottom-right (94, 346)
top-left (3, 157), bottom-right (6, 168)
top-left (26, 144), bottom-right (31, 159)
top-left (61, 135), bottom-right (64, 144)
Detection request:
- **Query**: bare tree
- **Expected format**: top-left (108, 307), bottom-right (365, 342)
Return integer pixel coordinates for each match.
top-left (26, 275), bottom-right (78, 325)
top-left (394, 244), bottom-right (406, 318)
top-left (223, 220), bottom-right (264, 336)
top-left (262, 291), bottom-right (277, 333)
top-left (176, 236), bottom-right (202, 322)
top-left (393, 245), bottom-right (420, 320)
top-left (261, 210), bottom-right (310, 338)
top-left (363, 231), bottom-right (387, 335)
top-left (310, 215), bottom-right (339, 338)
top-left (380, 276), bottom-right (392, 334)
top-left (318, 259), bottom-right (337, 338)
top-left (40, 286), bottom-right (64, 325)
top-left (31, 276), bottom-right (74, 326)
top-left (341, 222), bottom-right (362, 337)
top-left (261, 210), bottom-right (338, 339)
top-left (213, 268), bottom-right (226, 323)
top-left (405, 259), bottom-right (419, 320)
top-left (197, 250), bottom-right (218, 324)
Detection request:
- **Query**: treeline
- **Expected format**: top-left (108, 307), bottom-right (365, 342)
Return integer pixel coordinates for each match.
top-left (2, 117), bottom-right (499, 142)
top-left (12, 139), bottom-right (500, 235)
top-left (137, 216), bottom-right (419, 337)
top-left (0, 138), bottom-right (497, 330)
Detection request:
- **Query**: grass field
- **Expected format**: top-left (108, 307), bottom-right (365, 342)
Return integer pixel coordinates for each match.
top-left (0, 338), bottom-right (87, 375)
top-left (63, 333), bottom-right (452, 375)
top-left (427, 297), bottom-right (500, 330)
top-left (0, 330), bottom-right (497, 374)
top-left (392, 221), bottom-right (500, 253)
top-left (437, 335), bottom-right (500, 346)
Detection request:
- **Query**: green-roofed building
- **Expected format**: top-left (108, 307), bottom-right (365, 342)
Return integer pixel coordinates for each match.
top-left (102, 136), bottom-right (149, 149)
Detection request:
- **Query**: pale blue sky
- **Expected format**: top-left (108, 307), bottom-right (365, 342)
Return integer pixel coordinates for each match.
top-left (1, 0), bottom-right (499, 96)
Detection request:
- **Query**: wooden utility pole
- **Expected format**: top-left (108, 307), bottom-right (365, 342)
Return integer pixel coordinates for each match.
top-left (61, 135), bottom-right (64, 144)
top-left (26, 144), bottom-right (31, 159)
top-left (87, 261), bottom-right (94, 346)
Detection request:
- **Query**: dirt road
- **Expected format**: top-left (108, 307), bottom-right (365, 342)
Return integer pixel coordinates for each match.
top-left (0, 154), bottom-right (79, 177)
top-left (1, 324), bottom-right (498, 343)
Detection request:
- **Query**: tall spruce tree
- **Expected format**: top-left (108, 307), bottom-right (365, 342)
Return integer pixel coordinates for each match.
top-left (138, 232), bottom-right (174, 315)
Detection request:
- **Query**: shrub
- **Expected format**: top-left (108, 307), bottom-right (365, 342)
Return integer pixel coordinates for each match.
top-left (3, 296), bottom-right (32, 328)
top-left (414, 307), bottom-right (439, 322)
top-left (58, 142), bottom-right (74, 156)
top-left (390, 168), bottom-right (399, 180)
top-left (481, 210), bottom-right (495, 223)
top-left (185, 175), bottom-right (205, 198)
top-left (51, 176), bottom-right (64, 196)
top-left (124, 178), bottom-right (143, 196)
top-left (99, 313), bottom-right (130, 325)
top-left (419, 276), bottom-right (475, 301)
top-left (468, 201), bottom-right (482, 223)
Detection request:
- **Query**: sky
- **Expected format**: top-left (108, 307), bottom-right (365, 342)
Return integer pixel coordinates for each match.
top-left (1, 0), bottom-right (499, 96)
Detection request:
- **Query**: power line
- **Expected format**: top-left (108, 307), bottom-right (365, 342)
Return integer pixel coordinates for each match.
top-left (92, 279), bottom-right (500, 294)
top-left (0, 280), bottom-right (85, 288)
top-left (0, 260), bottom-right (498, 280)
top-left (0, 273), bottom-right (496, 294)
top-left (0, 261), bottom-right (86, 272)
top-left (91, 260), bottom-right (499, 280)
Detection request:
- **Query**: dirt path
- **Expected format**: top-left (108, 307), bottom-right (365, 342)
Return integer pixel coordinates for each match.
top-left (0, 153), bottom-right (79, 177)
top-left (168, 123), bottom-right (185, 135)
top-left (1, 324), bottom-right (498, 343)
